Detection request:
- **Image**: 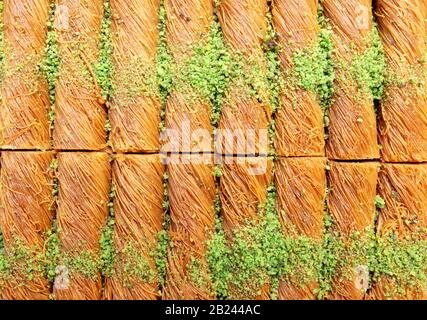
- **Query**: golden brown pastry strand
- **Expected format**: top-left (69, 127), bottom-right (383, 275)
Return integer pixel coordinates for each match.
top-left (163, 0), bottom-right (214, 153)
top-left (275, 157), bottom-right (327, 300)
top-left (327, 161), bottom-right (380, 300)
top-left (221, 157), bottom-right (272, 234)
top-left (218, 0), bottom-right (267, 53)
top-left (165, 0), bottom-right (213, 54)
top-left (275, 157), bottom-right (327, 238)
top-left (0, 151), bottom-right (54, 300)
top-left (278, 282), bottom-right (320, 301)
top-left (54, 152), bottom-right (110, 300)
top-left (163, 91), bottom-right (213, 153)
top-left (163, 154), bottom-right (216, 300)
top-left (272, 0), bottom-right (325, 157)
top-left (109, 0), bottom-right (162, 153)
top-left (216, 0), bottom-right (271, 156)
top-left (323, 0), bottom-right (379, 160)
top-left (422, 0), bottom-right (427, 43)
top-left (0, 0), bottom-right (50, 149)
top-left (53, 0), bottom-right (107, 150)
top-left (369, 163), bottom-right (427, 300)
top-left (377, 164), bottom-right (427, 237)
top-left (375, 0), bottom-right (427, 162)
top-left (220, 156), bottom-right (272, 299)
top-left (104, 154), bottom-right (165, 300)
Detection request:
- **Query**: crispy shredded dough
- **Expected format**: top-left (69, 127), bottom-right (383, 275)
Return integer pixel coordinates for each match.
top-left (54, 152), bottom-right (110, 300)
top-left (104, 154), bottom-right (165, 300)
top-left (217, 0), bottom-right (271, 156)
top-left (163, 0), bottom-right (214, 153)
top-left (163, 154), bottom-right (216, 300)
top-left (221, 157), bottom-right (272, 235)
top-left (324, 0), bottom-right (379, 160)
top-left (53, 0), bottom-right (107, 150)
top-left (276, 157), bottom-right (327, 300)
top-left (328, 161), bottom-right (380, 234)
top-left (1, 0), bottom-right (427, 302)
top-left (377, 164), bottom-right (427, 239)
top-left (376, 0), bottom-right (427, 162)
top-left (0, 151), bottom-right (54, 300)
top-left (422, 1), bottom-right (427, 44)
top-left (328, 161), bottom-right (380, 300)
top-left (109, 0), bottom-right (161, 153)
top-left (370, 163), bottom-right (427, 299)
top-left (276, 157), bottom-right (327, 239)
top-left (220, 156), bottom-right (272, 300)
top-left (273, 0), bottom-right (325, 157)
top-left (0, 0), bottom-right (50, 149)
